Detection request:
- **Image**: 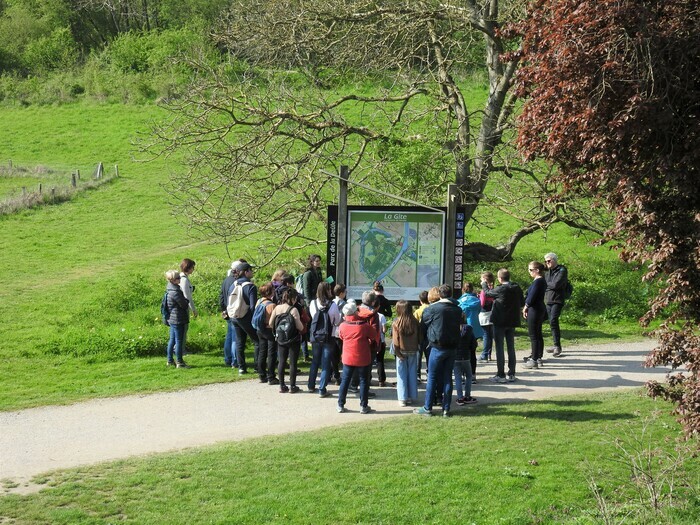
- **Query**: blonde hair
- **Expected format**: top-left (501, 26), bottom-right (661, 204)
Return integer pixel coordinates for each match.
top-left (427, 286), bottom-right (440, 303)
top-left (165, 270), bottom-right (179, 282)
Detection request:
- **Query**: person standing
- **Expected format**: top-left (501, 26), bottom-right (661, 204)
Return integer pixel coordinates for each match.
top-left (478, 271), bottom-right (495, 361)
top-left (414, 284), bottom-right (463, 417)
top-left (373, 281), bottom-right (392, 318)
top-left (229, 262), bottom-right (260, 375)
top-left (270, 288), bottom-right (305, 393)
top-left (523, 261), bottom-right (547, 369)
top-left (179, 258), bottom-right (197, 355)
top-left (337, 301), bottom-right (378, 414)
top-left (486, 269), bottom-right (524, 383)
top-left (219, 260), bottom-right (246, 368)
top-left (392, 300), bottom-right (421, 406)
top-left (255, 283), bottom-right (278, 384)
top-left (454, 324), bottom-right (478, 406)
top-left (164, 270), bottom-right (190, 369)
top-left (307, 282), bottom-right (342, 397)
top-left (544, 252), bottom-right (568, 357)
top-left (414, 290), bottom-right (430, 382)
top-left (458, 281), bottom-right (483, 380)
top-left (301, 254), bottom-right (323, 361)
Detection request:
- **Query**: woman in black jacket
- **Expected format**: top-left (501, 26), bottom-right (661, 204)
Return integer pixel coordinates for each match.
top-left (165, 269), bottom-right (191, 368)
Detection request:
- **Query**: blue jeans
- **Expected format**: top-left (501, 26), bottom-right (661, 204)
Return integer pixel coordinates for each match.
top-left (546, 303), bottom-right (564, 347)
top-left (223, 319), bottom-right (238, 367)
top-left (480, 325), bottom-right (493, 360)
top-left (166, 323), bottom-right (186, 363)
top-left (494, 325), bottom-right (516, 378)
top-left (453, 359), bottom-right (473, 399)
top-left (396, 353), bottom-right (418, 402)
top-left (337, 364), bottom-right (370, 409)
top-left (232, 312), bottom-right (260, 372)
top-left (422, 346), bottom-right (455, 412)
top-left (308, 341), bottom-right (334, 394)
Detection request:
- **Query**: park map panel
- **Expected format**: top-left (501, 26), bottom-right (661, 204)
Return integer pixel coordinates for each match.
top-left (347, 210), bottom-right (444, 301)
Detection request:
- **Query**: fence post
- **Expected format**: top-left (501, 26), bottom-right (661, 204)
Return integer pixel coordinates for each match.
top-left (22, 186), bottom-right (26, 196)
top-left (97, 162), bottom-right (104, 179)
top-left (76, 169), bottom-right (80, 181)
top-left (114, 164), bottom-right (119, 177)
top-left (71, 173), bottom-right (77, 187)
top-left (51, 188), bottom-right (56, 202)
top-left (38, 183), bottom-right (42, 194)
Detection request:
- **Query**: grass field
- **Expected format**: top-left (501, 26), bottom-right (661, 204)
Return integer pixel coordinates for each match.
top-left (0, 391), bottom-right (697, 524)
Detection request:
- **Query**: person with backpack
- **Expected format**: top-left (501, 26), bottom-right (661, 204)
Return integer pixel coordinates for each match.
top-left (458, 282), bottom-right (483, 381)
top-left (307, 282), bottom-right (342, 397)
top-left (331, 283), bottom-right (348, 385)
top-left (301, 254), bottom-right (323, 362)
top-left (544, 252), bottom-right (569, 357)
top-left (219, 260), bottom-right (247, 368)
top-left (163, 270), bottom-right (191, 369)
top-left (227, 262), bottom-right (260, 375)
top-left (337, 301), bottom-right (379, 414)
top-left (253, 283), bottom-right (278, 384)
top-left (269, 288), bottom-right (305, 393)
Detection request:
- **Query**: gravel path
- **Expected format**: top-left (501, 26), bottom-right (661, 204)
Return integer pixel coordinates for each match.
top-left (0, 340), bottom-right (669, 495)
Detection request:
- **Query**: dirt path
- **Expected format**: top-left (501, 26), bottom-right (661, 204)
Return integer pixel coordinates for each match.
top-left (0, 341), bottom-right (669, 495)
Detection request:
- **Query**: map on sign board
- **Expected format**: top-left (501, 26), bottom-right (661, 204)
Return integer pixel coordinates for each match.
top-left (346, 209), bottom-right (445, 301)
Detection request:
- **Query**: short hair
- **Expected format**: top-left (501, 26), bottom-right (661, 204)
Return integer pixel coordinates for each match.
top-left (418, 290), bottom-right (429, 304)
top-left (342, 300), bottom-right (358, 316)
top-left (259, 282), bottom-right (274, 298)
top-left (180, 258), bottom-right (195, 273)
top-left (361, 290), bottom-right (376, 306)
top-left (438, 284), bottom-right (452, 298)
top-left (529, 261), bottom-right (545, 275)
top-left (498, 268), bottom-right (510, 281)
top-left (165, 269), bottom-right (179, 282)
top-left (480, 271), bottom-right (495, 284)
top-left (427, 286), bottom-right (440, 303)
top-left (462, 282), bottom-right (474, 293)
top-left (544, 252), bottom-right (558, 263)
top-left (271, 269), bottom-right (286, 282)
top-left (334, 283), bottom-right (346, 296)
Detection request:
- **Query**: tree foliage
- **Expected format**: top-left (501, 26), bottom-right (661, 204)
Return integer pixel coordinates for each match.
top-left (516, 0), bottom-right (700, 436)
top-left (148, 0), bottom-right (607, 264)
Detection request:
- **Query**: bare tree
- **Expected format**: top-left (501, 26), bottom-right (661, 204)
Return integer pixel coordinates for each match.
top-left (146, 0), bottom-right (608, 264)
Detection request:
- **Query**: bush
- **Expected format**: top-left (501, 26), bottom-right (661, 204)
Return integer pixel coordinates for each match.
top-left (23, 27), bottom-right (78, 74)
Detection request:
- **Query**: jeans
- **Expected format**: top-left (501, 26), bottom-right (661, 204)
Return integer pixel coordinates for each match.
top-left (337, 364), bottom-right (370, 409)
top-left (223, 319), bottom-right (238, 367)
top-left (480, 325), bottom-right (494, 360)
top-left (423, 346), bottom-right (455, 412)
top-left (546, 303), bottom-right (564, 348)
top-left (493, 325), bottom-right (516, 378)
top-left (257, 329), bottom-right (278, 381)
top-left (166, 323), bottom-right (186, 363)
top-left (232, 312), bottom-right (260, 372)
top-left (278, 341), bottom-right (300, 388)
top-left (453, 359), bottom-right (473, 399)
top-left (396, 353), bottom-right (418, 402)
top-left (527, 307), bottom-right (546, 360)
top-left (308, 341), bottom-right (334, 393)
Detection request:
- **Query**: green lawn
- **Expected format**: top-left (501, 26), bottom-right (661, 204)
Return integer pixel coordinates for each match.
top-left (1, 391), bottom-right (697, 524)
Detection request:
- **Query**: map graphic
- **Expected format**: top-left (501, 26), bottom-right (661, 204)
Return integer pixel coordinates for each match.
top-left (347, 210), bottom-right (444, 301)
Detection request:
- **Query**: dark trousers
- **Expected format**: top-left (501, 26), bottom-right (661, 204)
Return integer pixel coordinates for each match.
top-left (527, 307), bottom-right (546, 360)
top-left (278, 341), bottom-right (300, 388)
top-left (232, 312), bottom-right (260, 372)
top-left (332, 337), bottom-right (342, 381)
top-left (257, 329), bottom-right (278, 381)
top-left (376, 342), bottom-right (387, 384)
top-left (546, 303), bottom-right (563, 348)
top-left (418, 338), bottom-right (430, 378)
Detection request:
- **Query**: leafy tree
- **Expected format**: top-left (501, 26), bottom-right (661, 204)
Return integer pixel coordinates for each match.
top-left (516, 0), bottom-right (700, 436)
top-left (148, 0), bottom-right (606, 263)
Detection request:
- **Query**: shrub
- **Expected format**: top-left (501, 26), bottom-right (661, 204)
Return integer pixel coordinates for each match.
top-left (23, 27), bottom-right (78, 74)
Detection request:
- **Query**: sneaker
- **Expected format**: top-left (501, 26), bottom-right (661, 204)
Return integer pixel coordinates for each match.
top-left (319, 391), bottom-right (332, 398)
top-left (268, 377), bottom-right (280, 385)
top-left (477, 356), bottom-right (488, 362)
top-left (507, 375), bottom-right (516, 382)
top-left (167, 361), bottom-right (175, 367)
top-left (414, 407), bottom-right (433, 416)
top-left (399, 400), bottom-right (408, 407)
top-left (176, 361), bottom-right (191, 369)
top-left (279, 385), bottom-right (289, 393)
top-left (290, 385), bottom-right (300, 394)
top-left (463, 397), bottom-right (478, 405)
top-left (335, 378), bottom-right (341, 386)
top-left (442, 410), bottom-right (451, 418)
top-left (546, 347), bottom-right (556, 354)
top-left (488, 375), bottom-right (507, 384)
top-left (472, 378), bottom-right (477, 384)
top-left (537, 359), bottom-right (544, 367)
top-left (238, 368), bottom-right (247, 374)
top-left (259, 377), bottom-right (268, 383)
top-left (523, 359), bottom-right (538, 369)
top-left (523, 355), bottom-right (533, 363)
top-left (308, 387), bottom-right (317, 393)
top-left (360, 406), bottom-right (374, 414)
top-left (337, 406), bottom-right (347, 413)
top-left (456, 397), bottom-right (467, 406)
top-left (348, 386), bottom-right (359, 393)
top-left (553, 346), bottom-right (563, 357)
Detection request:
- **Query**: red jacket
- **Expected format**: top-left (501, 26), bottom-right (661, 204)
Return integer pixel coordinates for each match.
top-left (338, 314), bottom-right (378, 367)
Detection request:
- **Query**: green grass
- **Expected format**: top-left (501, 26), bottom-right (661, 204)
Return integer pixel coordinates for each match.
top-left (0, 100), bottom-right (652, 412)
top-left (0, 391), bottom-right (697, 524)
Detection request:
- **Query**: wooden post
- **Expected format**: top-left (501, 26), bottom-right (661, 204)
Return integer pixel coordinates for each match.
top-left (38, 183), bottom-right (42, 194)
top-left (336, 165), bottom-right (349, 288)
top-left (22, 186), bottom-right (26, 196)
top-left (51, 188), bottom-right (56, 202)
top-left (445, 184), bottom-right (459, 296)
top-left (76, 170), bottom-right (80, 180)
top-left (97, 162), bottom-right (104, 179)
top-left (71, 173), bottom-right (77, 187)
top-left (114, 164), bottom-right (119, 177)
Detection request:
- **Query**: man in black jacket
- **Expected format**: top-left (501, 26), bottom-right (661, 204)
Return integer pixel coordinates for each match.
top-left (544, 252), bottom-right (568, 357)
top-left (414, 284), bottom-right (464, 417)
top-left (485, 269), bottom-right (524, 383)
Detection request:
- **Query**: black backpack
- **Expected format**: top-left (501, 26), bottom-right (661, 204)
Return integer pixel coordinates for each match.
top-left (310, 300), bottom-right (332, 343)
top-left (275, 306), bottom-right (299, 344)
top-left (160, 292), bottom-right (170, 326)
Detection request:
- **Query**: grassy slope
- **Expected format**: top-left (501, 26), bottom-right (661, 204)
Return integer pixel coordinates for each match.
top-left (0, 101), bottom-right (648, 411)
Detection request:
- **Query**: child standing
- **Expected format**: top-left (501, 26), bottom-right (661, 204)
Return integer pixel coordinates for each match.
top-left (392, 300), bottom-right (422, 406)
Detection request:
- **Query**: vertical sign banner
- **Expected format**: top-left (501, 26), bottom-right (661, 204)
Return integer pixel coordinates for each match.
top-left (453, 208), bottom-right (466, 291)
top-left (345, 207), bottom-right (446, 301)
top-left (327, 205), bottom-right (338, 285)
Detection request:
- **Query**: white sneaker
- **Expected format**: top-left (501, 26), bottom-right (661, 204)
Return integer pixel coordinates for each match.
top-left (488, 375), bottom-right (507, 384)
top-left (507, 375), bottom-right (516, 382)
top-left (537, 358), bottom-right (544, 367)
top-left (523, 359), bottom-right (538, 369)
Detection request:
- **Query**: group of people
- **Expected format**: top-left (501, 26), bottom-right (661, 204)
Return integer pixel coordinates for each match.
top-left (162, 252), bottom-right (570, 416)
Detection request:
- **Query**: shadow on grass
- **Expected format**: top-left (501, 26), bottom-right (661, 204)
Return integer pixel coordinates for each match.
top-left (456, 398), bottom-right (636, 423)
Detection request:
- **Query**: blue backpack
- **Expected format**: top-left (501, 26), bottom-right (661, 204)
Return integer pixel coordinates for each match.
top-left (160, 292), bottom-right (170, 326)
top-left (252, 299), bottom-right (272, 331)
